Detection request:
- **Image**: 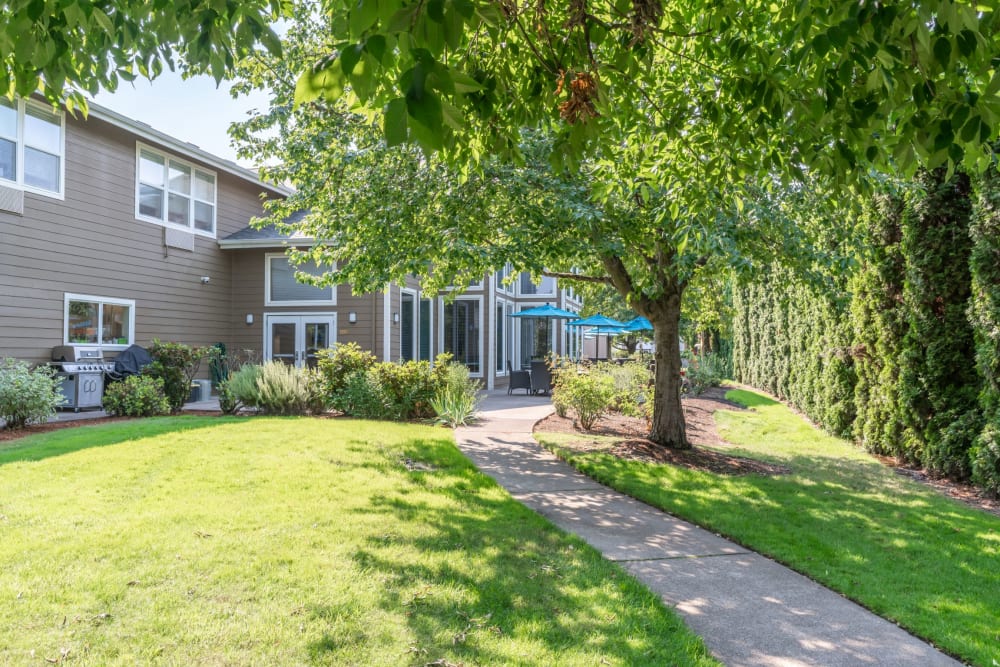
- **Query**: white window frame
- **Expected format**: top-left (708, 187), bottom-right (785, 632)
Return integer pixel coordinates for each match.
top-left (438, 295), bottom-right (484, 378)
top-left (516, 271), bottom-right (557, 297)
top-left (400, 287), bottom-right (418, 362)
top-left (63, 293), bottom-right (136, 350)
top-left (494, 263), bottom-right (514, 295)
top-left (264, 252), bottom-right (337, 307)
top-left (495, 296), bottom-right (512, 376)
top-left (0, 97), bottom-right (66, 199)
top-left (135, 142), bottom-right (218, 237)
top-left (418, 295), bottom-right (435, 363)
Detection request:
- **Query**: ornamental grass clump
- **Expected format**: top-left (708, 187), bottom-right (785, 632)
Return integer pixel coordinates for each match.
top-left (0, 358), bottom-right (63, 429)
top-left (429, 363), bottom-right (482, 427)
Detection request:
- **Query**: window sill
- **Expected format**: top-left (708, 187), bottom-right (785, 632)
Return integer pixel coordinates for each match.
top-left (0, 178), bottom-right (64, 200)
top-left (135, 214), bottom-right (216, 239)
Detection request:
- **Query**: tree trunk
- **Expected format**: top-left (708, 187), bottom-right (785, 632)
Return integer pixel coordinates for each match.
top-left (648, 291), bottom-right (689, 449)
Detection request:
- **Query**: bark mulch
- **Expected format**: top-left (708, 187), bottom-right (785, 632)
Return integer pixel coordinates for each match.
top-left (534, 386), bottom-right (790, 477)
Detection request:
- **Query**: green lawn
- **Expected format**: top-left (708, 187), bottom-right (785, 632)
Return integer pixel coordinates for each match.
top-left (537, 389), bottom-right (1000, 667)
top-left (0, 417), bottom-right (715, 666)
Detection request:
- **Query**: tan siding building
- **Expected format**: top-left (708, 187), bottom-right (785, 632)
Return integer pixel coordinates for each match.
top-left (0, 98), bottom-right (583, 392)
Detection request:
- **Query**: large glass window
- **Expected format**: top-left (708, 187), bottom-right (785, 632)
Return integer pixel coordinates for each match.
top-left (444, 299), bottom-right (480, 374)
top-left (519, 314), bottom-right (551, 368)
top-left (401, 292), bottom-right (416, 362)
top-left (65, 295), bottom-right (134, 347)
top-left (266, 254), bottom-right (336, 305)
top-left (495, 302), bottom-right (505, 373)
top-left (494, 263), bottom-right (513, 293)
top-left (0, 98), bottom-right (63, 196)
top-left (136, 144), bottom-right (216, 235)
top-left (419, 298), bottom-right (432, 361)
top-left (518, 271), bottom-right (556, 296)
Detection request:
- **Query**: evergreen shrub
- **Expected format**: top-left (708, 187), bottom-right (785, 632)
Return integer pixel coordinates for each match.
top-left (145, 340), bottom-right (206, 412)
top-left (0, 358), bottom-right (63, 428)
top-left (103, 375), bottom-right (170, 417)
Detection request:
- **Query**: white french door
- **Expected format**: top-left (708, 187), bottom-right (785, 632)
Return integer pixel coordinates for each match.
top-left (265, 314), bottom-right (336, 368)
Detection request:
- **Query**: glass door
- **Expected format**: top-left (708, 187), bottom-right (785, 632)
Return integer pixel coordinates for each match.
top-left (266, 315), bottom-right (336, 368)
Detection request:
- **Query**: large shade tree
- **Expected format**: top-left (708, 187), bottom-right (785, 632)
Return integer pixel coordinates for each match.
top-left (234, 10), bottom-right (845, 448)
top-left (273, 0), bottom-right (998, 448)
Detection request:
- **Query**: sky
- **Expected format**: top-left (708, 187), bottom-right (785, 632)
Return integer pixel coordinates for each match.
top-left (92, 70), bottom-right (270, 167)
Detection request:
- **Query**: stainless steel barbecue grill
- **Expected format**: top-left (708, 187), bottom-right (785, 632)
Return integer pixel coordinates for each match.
top-left (50, 345), bottom-right (116, 411)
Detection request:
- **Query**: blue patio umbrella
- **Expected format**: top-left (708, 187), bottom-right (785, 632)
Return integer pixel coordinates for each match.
top-left (510, 304), bottom-right (580, 365)
top-left (566, 313), bottom-right (627, 329)
top-left (567, 314), bottom-right (627, 359)
top-left (622, 316), bottom-right (654, 332)
top-left (510, 304), bottom-right (580, 320)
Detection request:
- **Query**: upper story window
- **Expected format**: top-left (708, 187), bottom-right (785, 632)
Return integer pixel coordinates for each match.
top-left (518, 271), bottom-right (556, 296)
top-left (266, 253), bottom-right (336, 306)
top-left (64, 293), bottom-right (135, 349)
top-left (494, 263), bottom-right (514, 294)
top-left (136, 143), bottom-right (217, 236)
top-left (0, 97), bottom-right (65, 197)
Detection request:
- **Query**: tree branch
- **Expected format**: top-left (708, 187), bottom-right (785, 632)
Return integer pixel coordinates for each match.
top-left (541, 270), bottom-right (613, 285)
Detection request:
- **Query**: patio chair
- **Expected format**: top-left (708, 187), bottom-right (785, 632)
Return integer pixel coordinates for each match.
top-left (507, 361), bottom-right (532, 395)
top-left (530, 361), bottom-right (553, 395)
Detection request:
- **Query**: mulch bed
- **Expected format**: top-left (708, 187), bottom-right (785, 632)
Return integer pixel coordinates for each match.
top-left (534, 386), bottom-right (790, 477)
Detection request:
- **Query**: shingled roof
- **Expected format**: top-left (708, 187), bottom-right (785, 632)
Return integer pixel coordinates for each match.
top-left (218, 210), bottom-right (312, 248)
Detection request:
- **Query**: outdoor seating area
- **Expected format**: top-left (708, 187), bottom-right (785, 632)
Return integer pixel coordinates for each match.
top-left (505, 308), bottom-right (654, 397)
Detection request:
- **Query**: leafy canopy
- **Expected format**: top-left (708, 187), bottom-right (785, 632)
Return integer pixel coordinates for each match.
top-left (2, 0), bottom-right (288, 111)
top-left (296, 0), bottom-right (1000, 182)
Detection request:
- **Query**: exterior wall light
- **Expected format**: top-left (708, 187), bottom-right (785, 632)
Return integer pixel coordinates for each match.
top-left (348, 312), bottom-right (357, 323)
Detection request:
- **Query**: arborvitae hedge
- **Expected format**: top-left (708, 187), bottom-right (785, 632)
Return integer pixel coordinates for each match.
top-left (850, 195), bottom-right (909, 459)
top-left (732, 270), bottom-right (855, 437)
top-left (970, 168), bottom-right (1000, 494)
top-left (735, 169), bottom-right (993, 489)
top-left (898, 170), bottom-right (980, 479)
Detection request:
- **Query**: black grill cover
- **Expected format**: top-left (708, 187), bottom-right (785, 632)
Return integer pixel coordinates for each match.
top-left (114, 344), bottom-right (152, 377)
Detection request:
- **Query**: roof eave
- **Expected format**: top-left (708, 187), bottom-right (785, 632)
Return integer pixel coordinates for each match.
top-left (217, 237), bottom-right (316, 250)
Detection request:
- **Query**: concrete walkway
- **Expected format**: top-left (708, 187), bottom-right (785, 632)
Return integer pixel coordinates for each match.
top-left (456, 391), bottom-right (960, 667)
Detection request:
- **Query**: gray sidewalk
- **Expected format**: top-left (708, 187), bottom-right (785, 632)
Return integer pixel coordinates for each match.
top-left (456, 392), bottom-right (959, 667)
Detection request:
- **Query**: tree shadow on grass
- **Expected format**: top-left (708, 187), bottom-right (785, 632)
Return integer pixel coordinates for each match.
top-left (307, 436), bottom-right (713, 666)
top-left (0, 416), bottom-right (232, 467)
top-left (556, 441), bottom-right (1000, 666)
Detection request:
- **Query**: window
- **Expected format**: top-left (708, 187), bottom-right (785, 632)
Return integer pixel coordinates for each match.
top-left (136, 143), bottom-right (217, 235)
top-left (494, 263), bottom-right (514, 294)
top-left (0, 98), bottom-right (64, 196)
top-left (518, 271), bottom-right (556, 296)
top-left (64, 294), bottom-right (135, 348)
top-left (419, 298), bottom-right (432, 361)
top-left (443, 298), bottom-right (481, 374)
top-left (495, 299), bottom-right (511, 374)
top-left (401, 291), bottom-right (416, 362)
top-left (266, 254), bottom-right (336, 306)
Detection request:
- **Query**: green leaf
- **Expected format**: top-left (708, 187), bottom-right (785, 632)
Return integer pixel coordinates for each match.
top-left (350, 0), bottom-right (380, 39)
top-left (340, 43), bottom-right (364, 76)
top-left (450, 70), bottom-right (482, 93)
top-left (933, 37), bottom-right (951, 69)
top-left (384, 97), bottom-right (408, 146)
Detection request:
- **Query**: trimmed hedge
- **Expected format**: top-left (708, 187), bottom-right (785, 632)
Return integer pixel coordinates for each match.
top-left (970, 166), bottom-right (1000, 495)
top-left (735, 170), bottom-right (994, 488)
